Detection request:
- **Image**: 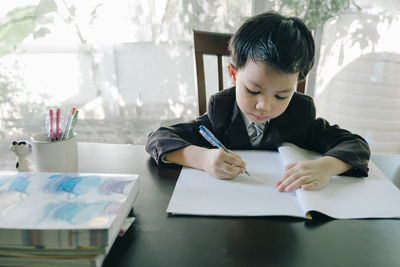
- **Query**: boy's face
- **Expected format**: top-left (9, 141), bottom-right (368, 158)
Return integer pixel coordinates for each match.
top-left (233, 60), bottom-right (299, 124)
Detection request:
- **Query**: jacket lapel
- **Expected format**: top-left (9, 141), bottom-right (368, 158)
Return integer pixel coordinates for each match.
top-left (258, 105), bottom-right (290, 149)
top-left (224, 102), bottom-right (252, 149)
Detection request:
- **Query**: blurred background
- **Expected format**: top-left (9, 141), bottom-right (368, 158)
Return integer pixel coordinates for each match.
top-left (1, 0), bottom-right (399, 170)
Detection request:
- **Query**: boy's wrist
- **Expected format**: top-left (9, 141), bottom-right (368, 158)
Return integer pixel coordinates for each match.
top-left (193, 146), bottom-right (212, 171)
top-left (317, 156), bottom-right (352, 176)
top-left (165, 145), bottom-right (210, 171)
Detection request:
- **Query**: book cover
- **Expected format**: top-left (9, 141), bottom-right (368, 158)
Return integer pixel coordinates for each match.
top-left (0, 172), bottom-right (139, 248)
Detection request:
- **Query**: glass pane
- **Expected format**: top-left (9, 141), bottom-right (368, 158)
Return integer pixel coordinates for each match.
top-left (0, 0), bottom-right (252, 170)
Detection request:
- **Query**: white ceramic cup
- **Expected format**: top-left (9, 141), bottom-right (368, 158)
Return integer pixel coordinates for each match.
top-left (30, 133), bottom-right (78, 173)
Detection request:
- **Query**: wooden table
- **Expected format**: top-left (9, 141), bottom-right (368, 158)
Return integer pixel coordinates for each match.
top-left (78, 143), bottom-right (400, 267)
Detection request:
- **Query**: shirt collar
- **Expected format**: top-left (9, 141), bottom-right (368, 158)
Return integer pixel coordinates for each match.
top-left (240, 110), bottom-right (252, 129)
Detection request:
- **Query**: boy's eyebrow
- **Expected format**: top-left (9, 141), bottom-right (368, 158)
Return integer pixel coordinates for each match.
top-left (251, 82), bottom-right (294, 93)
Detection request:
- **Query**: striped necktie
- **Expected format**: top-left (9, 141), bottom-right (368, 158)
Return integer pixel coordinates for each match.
top-left (249, 122), bottom-right (266, 147)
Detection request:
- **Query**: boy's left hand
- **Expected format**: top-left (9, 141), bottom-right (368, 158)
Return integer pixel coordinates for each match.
top-left (275, 156), bottom-right (351, 192)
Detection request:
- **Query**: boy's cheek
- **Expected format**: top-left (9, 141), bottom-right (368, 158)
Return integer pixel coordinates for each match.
top-left (236, 96), bottom-right (252, 113)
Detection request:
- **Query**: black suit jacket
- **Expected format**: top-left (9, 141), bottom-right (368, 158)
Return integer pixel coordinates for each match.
top-left (146, 87), bottom-right (370, 176)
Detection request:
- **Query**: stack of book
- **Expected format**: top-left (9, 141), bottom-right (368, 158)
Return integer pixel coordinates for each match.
top-left (0, 171), bottom-right (140, 267)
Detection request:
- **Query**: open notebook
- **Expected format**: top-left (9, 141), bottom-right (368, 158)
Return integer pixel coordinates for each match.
top-left (167, 143), bottom-right (400, 219)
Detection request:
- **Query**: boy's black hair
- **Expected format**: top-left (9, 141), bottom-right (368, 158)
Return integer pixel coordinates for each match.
top-left (229, 11), bottom-right (315, 80)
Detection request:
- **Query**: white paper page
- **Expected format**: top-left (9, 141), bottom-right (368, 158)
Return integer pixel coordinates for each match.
top-left (296, 163), bottom-right (400, 219)
top-left (167, 151), bottom-right (306, 218)
top-left (279, 143), bottom-right (400, 219)
top-left (278, 142), bottom-right (320, 165)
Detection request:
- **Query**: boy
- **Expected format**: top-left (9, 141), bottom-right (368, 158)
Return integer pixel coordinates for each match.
top-left (146, 11), bottom-right (370, 192)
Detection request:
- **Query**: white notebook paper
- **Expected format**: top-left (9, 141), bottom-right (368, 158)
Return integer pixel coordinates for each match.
top-left (167, 143), bottom-right (400, 219)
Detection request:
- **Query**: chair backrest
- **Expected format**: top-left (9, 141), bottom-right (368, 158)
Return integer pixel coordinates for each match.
top-left (193, 29), bottom-right (305, 115)
top-left (193, 30), bottom-right (232, 115)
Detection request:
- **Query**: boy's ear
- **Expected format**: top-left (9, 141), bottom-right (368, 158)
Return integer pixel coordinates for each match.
top-left (227, 63), bottom-right (237, 84)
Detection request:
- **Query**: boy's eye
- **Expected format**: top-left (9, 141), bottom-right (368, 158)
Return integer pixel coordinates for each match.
top-left (275, 95), bottom-right (288, 100)
top-left (246, 88), bottom-right (260, 95)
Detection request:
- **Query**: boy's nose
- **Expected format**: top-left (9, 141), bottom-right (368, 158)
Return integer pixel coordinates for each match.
top-left (256, 96), bottom-right (272, 111)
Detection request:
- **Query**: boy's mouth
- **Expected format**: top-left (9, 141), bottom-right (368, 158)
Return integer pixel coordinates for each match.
top-left (250, 113), bottom-right (269, 122)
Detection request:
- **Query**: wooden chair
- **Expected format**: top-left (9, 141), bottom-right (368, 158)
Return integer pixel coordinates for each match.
top-left (193, 30), bottom-right (232, 115)
top-left (193, 29), bottom-right (306, 115)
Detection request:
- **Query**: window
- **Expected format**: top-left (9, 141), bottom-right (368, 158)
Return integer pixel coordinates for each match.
top-left (1, 0), bottom-right (251, 169)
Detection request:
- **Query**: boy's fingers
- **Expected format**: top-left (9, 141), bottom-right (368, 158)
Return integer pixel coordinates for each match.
top-left (222, 162), bottom-right (242, 174)
top-left (276, 167), bottom-right (301, 187)
top-left (285, 162), bottom-right (296, 171)
top-left (217, 165), bottom-right (240, 179)
top-left (284, 162), bottom-right (307, 178)
top-left (276, 171), bottom-right (291, 185)
top-left (224, 151), bottom-right (246, 167)
top-left (277, 173), bottom-right (306, 192)
top-left (284, 176), bottom-right (312, 192)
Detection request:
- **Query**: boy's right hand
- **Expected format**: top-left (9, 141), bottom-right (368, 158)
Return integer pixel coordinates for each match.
top-left (201, 148), bottom-right (246, 179)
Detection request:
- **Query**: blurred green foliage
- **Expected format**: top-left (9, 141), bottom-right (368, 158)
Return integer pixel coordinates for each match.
top-left (0, 0), bottom-right (57, 56)
top-left (271, 0), bottom-right (361, 31)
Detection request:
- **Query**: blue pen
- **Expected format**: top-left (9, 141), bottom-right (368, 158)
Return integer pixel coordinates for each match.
top-left (199, 125), bottom-right (251, 176)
